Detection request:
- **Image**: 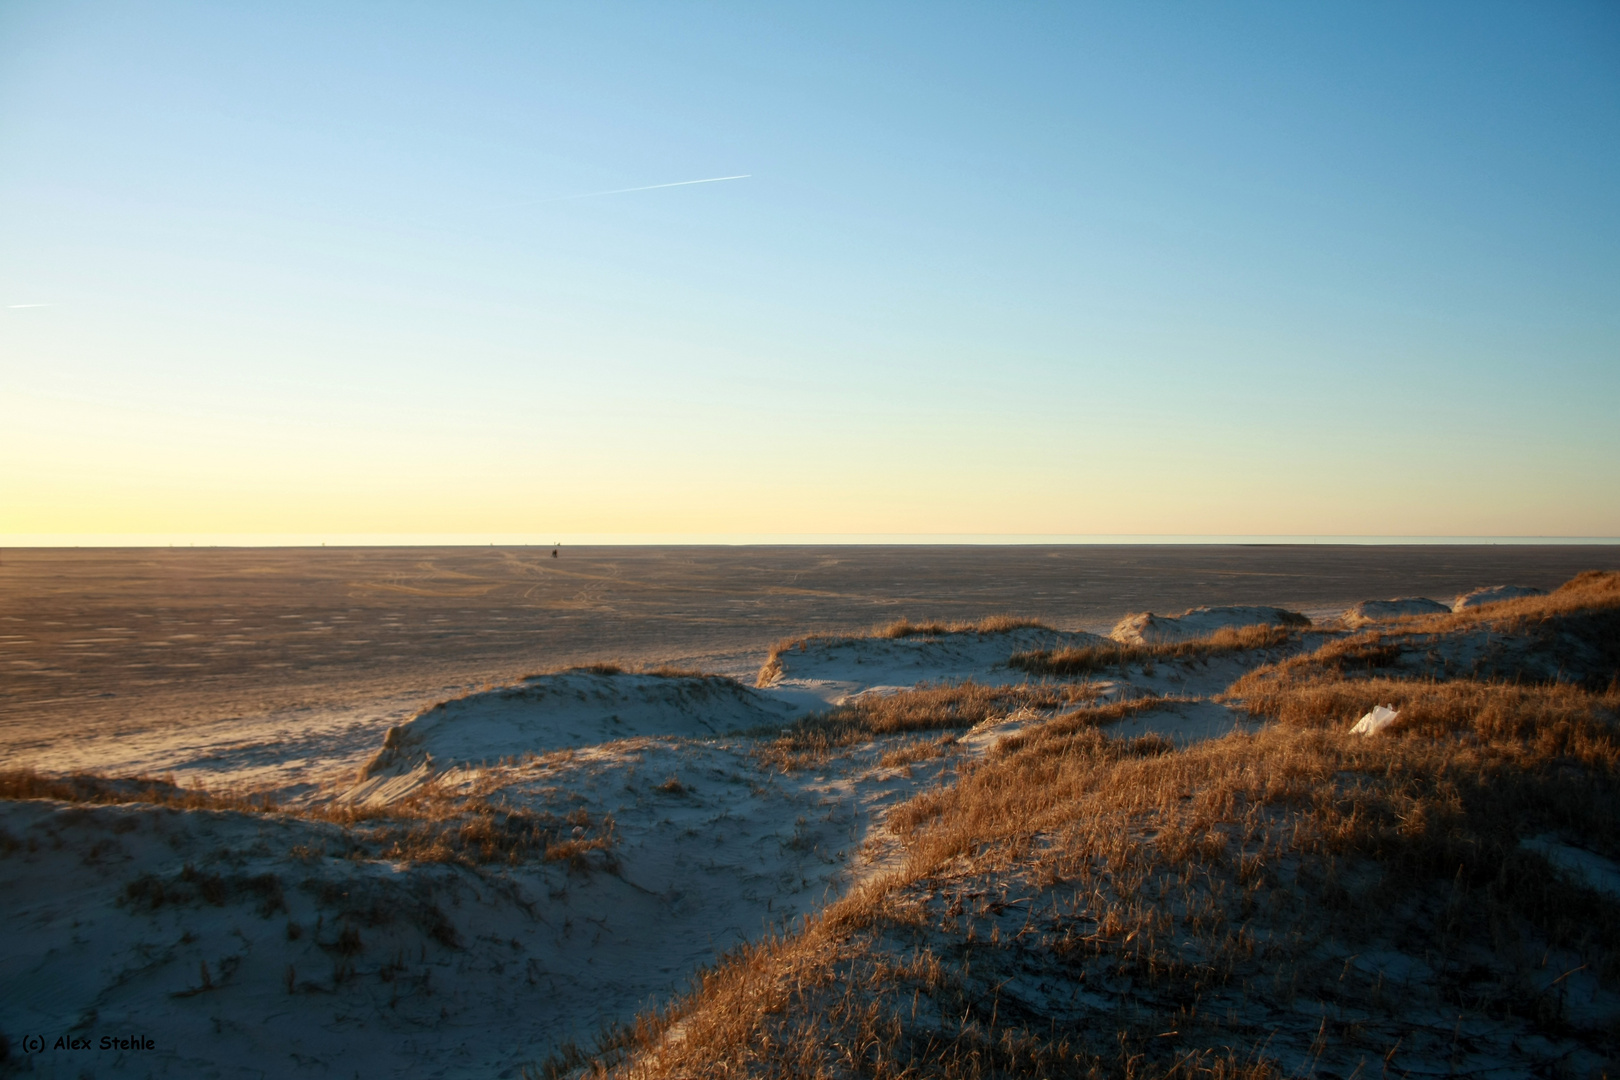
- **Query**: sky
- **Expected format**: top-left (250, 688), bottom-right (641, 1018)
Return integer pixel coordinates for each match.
top-left (2, 1), bottom-right (1618, 541)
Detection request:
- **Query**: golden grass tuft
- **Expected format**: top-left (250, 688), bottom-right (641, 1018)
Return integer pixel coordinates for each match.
top-left (753, 681), bottom-right (1105, 771)
top-left (756, 615), bottom-right (1051, 686)
top-left (0, 768), bottom-right (619, 870)
top-left (371, 797), bottom-right (617, 869)
top-left (1558, 568), bottom-right (1620, 597)
top-left (877, 739), bottom-right (951, 770)
top-left (1380, 567), bottom-right (1620, 639)
top-left (877, 614), bottom-right (1050, 639)
top-left (641, 664), bottom-right (719, 680)
top-left (1231, 671), bottom-right (1618, 746)
top-left (754, 648), bottom-right (792, 688)
top-left (1222, 568), bottom-right (1620, 712)
top-left (0, 769), bottom-right (275, 812)
top-left (1010, 622), bottom-right (1300, 676)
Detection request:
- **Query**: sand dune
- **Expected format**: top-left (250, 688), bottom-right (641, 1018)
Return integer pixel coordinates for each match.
top-left (2, 621), bottom-right (1274, 1076)
top-left (757, 625), bottom-right (1106, 702)
top-left (1452, 583), bottom-right (1548, 609)
top-left (346, 669), bottom-right (808, 805)
top-left (1337, 595), bottom-right (1452, 626)
top-left (1108, 604), bottom-right (1310, 644)
top-left (5, 570), bottom-right (1617, 1076)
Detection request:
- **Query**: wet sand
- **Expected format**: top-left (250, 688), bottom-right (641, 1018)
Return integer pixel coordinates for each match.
top-left (2, 544), bottom-right (1612, 766)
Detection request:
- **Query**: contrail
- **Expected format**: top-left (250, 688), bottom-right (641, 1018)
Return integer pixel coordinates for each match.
top-left (7, 303), bottom-right (51, 309)
top-left (549, 174), bottom-right (751, 202)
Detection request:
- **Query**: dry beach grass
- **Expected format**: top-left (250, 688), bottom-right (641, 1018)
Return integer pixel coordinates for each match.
top-left (0, 765), bottom-right (619, 870)
top-left (754, 680), bottom-right (1108, 772)
top-left (5, 566), bottom-right (1617, 1077)
top-left (1008, 623), bottom-right (1302, 678)
top-left (757, 616), bottom-right (1051, 687)
top-left (546, 573), bottom-right (1620, 1078)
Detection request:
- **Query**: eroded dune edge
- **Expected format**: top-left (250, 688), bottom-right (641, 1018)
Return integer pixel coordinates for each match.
top-left (3, 574), bottom-right (1617, 1078)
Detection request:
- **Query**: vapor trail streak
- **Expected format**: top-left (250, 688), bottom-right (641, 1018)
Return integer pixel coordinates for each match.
top-left (552, 174), bottom-right (751, 202)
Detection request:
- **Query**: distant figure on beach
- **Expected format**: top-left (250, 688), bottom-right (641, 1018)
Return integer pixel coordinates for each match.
top-left (552, 547), bottom-right (558, 559)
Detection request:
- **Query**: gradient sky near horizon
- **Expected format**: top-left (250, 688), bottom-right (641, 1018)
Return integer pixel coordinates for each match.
top-left (2, 2), bottom-right (1618, 539)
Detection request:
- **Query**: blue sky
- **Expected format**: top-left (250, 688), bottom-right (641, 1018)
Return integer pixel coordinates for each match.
top-left (2, 1), bottom-right (1617, 538)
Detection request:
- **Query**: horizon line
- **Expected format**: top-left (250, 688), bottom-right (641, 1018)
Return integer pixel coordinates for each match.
top-left (3, 532), bottom-right (1619, 549)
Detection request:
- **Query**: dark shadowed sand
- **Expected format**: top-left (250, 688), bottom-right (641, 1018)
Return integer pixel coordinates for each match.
top-left (2, 544), bottom-right (1612, 766)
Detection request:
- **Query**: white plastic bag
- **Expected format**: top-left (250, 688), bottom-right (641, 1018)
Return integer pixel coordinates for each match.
top-left (1350, 704), bottom-right (1400, 736)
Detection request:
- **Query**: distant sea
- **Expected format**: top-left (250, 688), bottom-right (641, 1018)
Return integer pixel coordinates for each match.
top-left (5, 533), bottom-right (1618, 546)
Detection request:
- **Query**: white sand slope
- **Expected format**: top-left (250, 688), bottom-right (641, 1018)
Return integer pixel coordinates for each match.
top-left (955, 698), bottom-right (1258, 753)
top-left (1452, 584), bottom-right (1548, 610)
top-left (1110, 605), bottom-right (1310, 645)
top-left (758, 627), bottom-right (1107, 703)
top-left (0, 691), bottom-right (434, 805)
top-left (0, 732), bottom-right (964, 1079)
top-left (1338, 597), bottom-right (1452, 627)
top-left (346, 670), bottom-right (805, 805)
